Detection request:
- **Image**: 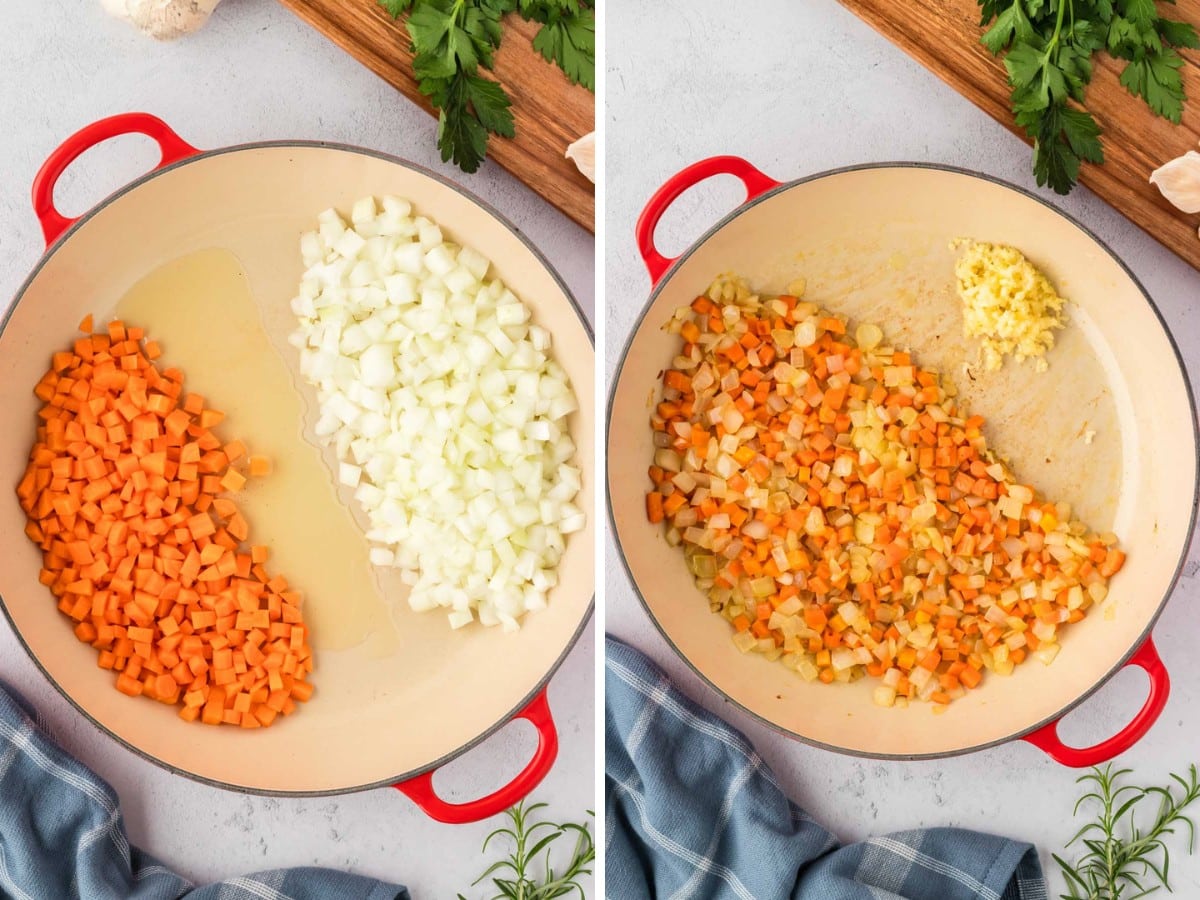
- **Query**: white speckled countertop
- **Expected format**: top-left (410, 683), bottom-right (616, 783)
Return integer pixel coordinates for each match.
top-left (606, 0), bottom-right (1200, 895)
top-left (0, 1), bottom-right (594, 896)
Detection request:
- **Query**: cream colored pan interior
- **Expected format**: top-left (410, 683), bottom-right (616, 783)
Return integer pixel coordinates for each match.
top-left (0, 144), bottom-right (595, 792)
top-left (610, 164), bottom-right (1196, 757)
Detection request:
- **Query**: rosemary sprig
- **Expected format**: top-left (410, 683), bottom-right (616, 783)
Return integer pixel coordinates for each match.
top-left (459, 801), bottom-right (595, 900)
top-left (1055, 764), bottom-right (1200, 900)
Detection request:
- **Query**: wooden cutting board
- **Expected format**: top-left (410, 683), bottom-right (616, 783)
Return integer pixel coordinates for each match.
top-left (277, 0), bottom-right (595, 232)
top-left (839, 0), bottom-right (1200, 271)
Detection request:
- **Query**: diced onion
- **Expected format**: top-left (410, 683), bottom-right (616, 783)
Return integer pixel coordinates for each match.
top-left (291, 197), bottom-right (583, 631)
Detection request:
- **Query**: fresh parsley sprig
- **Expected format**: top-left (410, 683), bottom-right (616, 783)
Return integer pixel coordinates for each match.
top-left (1055, 764), bottom-right (1200, 899)
top-left (459, 801), bottom-right (595, 900)
top-left (977, 0), bottom-right (1198, 195)
top-left (378, 0), bottom-right (595, 173)
top-left (521, 1), bottom-right (595, 91)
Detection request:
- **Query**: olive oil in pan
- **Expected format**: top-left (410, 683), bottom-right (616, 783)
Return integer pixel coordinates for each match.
top-left (115, 248), bottom-right (398, 654)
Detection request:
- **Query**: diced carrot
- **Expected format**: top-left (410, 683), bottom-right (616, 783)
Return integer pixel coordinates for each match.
top-left (1098, 549), bottom-right (1126, 578)
top-left (220, 470), bottom-right (246, 493)
top-left (163, 409), bottom-right (191, 437)
top-left (116, 673), bottom-right (143, 697)
top-left (187, 512), bottom-right (216, 539)
top-left (16, 320), bottom-right (314, 729)
top-left (289, 679), bottom-right (314, 702)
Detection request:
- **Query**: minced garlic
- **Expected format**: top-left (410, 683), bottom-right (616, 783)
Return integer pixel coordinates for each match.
top-left (951, 239), bottom-right (1066, 372)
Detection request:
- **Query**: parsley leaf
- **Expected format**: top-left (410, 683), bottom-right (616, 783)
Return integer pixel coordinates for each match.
top-left (1034, 132), bottom-right (1082, 194)
top-left (376, 0), bottom-right (594, 174)
top-left (1059, 106), bottom-right (1104, 163)
top-left (418, 68), bottom-right (514, 172)
top-left (977, 0), bottom-right (1198, 193)
top-left (436, 88), bottom-right (490, 172)
top-left (1119, 51), bottom-right (1186, 122)
top-left (1121, 0), bottom-right (1158, 31)
top-left (407, 2), bottom-right (453, 54)
top-left (1003, 40), bottom-right (1047, 87)
top-left (530, 8), bottom-right (596, 89)
top-left (463, 72), bottom-right (516, 136)
top-left (981, 2), bottom-right (1034, 53)
top-left (1106, 14), bottom-right (1140, 52)
top-left (1158, 18), bottom-right (1200, 49)
top-left (378, 0), bottom-right (414, 17)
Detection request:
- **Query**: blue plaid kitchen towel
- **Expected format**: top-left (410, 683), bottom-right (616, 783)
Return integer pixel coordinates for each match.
top-left (606, 636), bottom-right (1046, 900)
top-left (0, 679), bottom-right (408, 900)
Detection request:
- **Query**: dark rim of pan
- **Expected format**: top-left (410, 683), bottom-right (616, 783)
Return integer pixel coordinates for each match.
top-left (0, 139), bottom-right (595, 796)
top-left (606, 160), bottom-right (1200, 761)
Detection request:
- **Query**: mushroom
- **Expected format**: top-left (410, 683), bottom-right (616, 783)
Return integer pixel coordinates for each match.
top-left (100, 0), bottom-right (224, 40)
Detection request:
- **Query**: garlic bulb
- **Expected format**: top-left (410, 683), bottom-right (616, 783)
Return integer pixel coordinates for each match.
top-left (101, 0), bottom-right (224, 40)
top-left (1149, 149), bottom-right (1200, 215)
top-left (566, 132), bottom-right (595, 184)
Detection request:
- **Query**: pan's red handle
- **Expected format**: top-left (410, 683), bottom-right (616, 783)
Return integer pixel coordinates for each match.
top-left (32, 113), bottom-right (200, 247)
top-left (636, 156), bottom-right (782, 286)
top-left (1024, 637), bottom-right (1170, 767)
top-left (393, 687), bottom-right (558, 824)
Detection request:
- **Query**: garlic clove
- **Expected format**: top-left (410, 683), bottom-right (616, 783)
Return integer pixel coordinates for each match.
top-left (565, 132), bottom-right (595, 184)
top-left (101, 0), bottom-right (224, 40)
top-left (1149, 150), bottom-right (1200, 214)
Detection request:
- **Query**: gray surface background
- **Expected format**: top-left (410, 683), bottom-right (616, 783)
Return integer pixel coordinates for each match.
top-left (0, 1), bottom-right (595, 896)
top-left (605, 0), bottom-right (1200, 896)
